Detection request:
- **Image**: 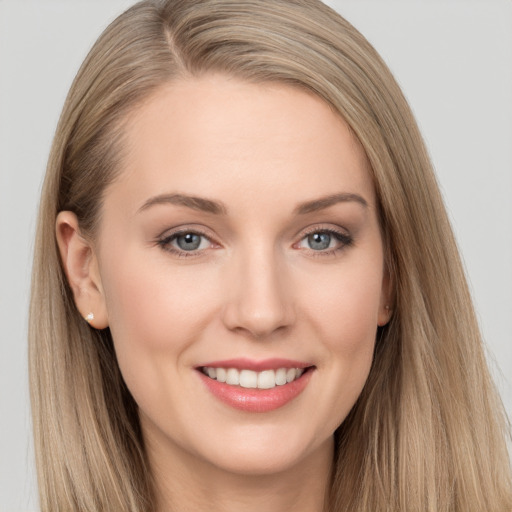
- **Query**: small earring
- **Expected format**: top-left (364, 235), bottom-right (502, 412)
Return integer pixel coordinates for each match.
top-left (85, 312), bottom-right (94, 323)
top-left (385, 305), bottom-right (390, 310)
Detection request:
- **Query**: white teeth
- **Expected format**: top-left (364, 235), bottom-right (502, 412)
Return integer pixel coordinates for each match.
top-left (275, 368), bottom-right (287, 386)
top-left (216, 367), bottom-right (227, 383)
top-left (226, 368), bottom-right (240, 385)
top-left (239, 370), bottom-right (258, 388)
top-left (202, 366), bottom-right (308, 389)
top-left (257, 370), bottom-right (276, 389)
top-left (286, 368), bottom-right (296, 383)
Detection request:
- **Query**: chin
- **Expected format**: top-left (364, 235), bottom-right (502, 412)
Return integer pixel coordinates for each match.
top-left (191, 424), bottom-right (333, 477)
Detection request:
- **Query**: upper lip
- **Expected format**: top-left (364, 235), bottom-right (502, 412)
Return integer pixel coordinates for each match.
top-left (196, 358), bottom-right (314, 372)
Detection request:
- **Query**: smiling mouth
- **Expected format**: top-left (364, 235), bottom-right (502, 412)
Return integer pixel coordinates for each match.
top-left (199, 366), bottom-right (313, 390)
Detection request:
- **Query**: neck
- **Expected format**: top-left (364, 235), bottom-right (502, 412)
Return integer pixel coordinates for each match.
top-left (149, 435), bottom-right (334, 512)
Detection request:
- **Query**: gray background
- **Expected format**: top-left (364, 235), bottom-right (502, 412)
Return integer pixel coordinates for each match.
top-left (1, 1), bottom-right (511, 510)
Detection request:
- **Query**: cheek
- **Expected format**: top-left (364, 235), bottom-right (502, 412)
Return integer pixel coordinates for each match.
top-left (306, 257), bottom-right (383, 353)
top-left (99, 250), bottom-right (221, 396)
top-left (316, 273), bottom-right (379, 383)
top-left (103, 254), bottom-right (216, 347)
top-left (298, 252), bottom-right (383, 426)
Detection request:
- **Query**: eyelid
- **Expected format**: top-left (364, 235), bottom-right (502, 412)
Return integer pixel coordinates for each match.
top-left (295, 223), bottom-right (351, 242)
top-left (156, 226), bottom-right (219, 257)
top-left (154, 223), bottom-right (353, 257)
top-left (293, 224), bottom-right (353, 255)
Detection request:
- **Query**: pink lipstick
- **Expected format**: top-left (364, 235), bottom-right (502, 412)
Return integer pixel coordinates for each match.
top-left (196, 358), bottom-right (314, 413)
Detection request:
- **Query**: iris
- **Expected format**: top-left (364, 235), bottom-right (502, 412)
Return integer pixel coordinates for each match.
top-left (176, 233), bottom-right (202, 251)
top-left (308, 232), bottom-right (331, 250)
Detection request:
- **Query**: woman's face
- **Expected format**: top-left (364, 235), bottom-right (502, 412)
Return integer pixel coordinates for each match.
top-left (93, 75), bottom-right (391, 475)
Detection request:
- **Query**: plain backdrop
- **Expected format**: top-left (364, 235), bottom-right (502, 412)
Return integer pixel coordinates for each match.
top-left (1, 1), bottom-right (511, 510)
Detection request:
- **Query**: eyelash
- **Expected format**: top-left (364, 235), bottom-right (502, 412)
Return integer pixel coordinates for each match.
top-left (156, 226), bottom-right (353, 258)
top-left (156, 228), bottom-right (214, 258)
top-left (297, 226), bottom-right (353, 257)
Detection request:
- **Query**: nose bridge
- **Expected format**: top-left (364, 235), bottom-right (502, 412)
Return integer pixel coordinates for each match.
top-left (222, 239), bottom-right (294, 338)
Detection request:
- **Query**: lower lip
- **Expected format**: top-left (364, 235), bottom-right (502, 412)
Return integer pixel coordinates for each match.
top-left (198, 369), bottom-right (314, 413)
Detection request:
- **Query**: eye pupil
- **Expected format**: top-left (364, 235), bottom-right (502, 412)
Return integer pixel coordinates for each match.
top-left (177, 233), bottom-right (202, 251)
top-left (308, 232), bottom-right (331, 250)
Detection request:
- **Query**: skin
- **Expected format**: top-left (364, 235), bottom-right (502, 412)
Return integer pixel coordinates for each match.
top-left (57, 75), bottom-right (392, 512)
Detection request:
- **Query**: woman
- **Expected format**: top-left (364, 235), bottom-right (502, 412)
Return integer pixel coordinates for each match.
top-left (29, 0), bottom-right (512, 510)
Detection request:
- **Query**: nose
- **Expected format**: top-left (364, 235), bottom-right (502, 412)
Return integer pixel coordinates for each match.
top-left (221, 245), bottom-right (295, 339)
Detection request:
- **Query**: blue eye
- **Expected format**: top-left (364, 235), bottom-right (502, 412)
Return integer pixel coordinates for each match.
top-left (158, 230), bottom-right (212, 255)
top-left (307, 232), bottom-right (332, 250)
top-left (297, 229), bottom-right (352, 253)
top-left (175, 233), bottom-right (203, 251)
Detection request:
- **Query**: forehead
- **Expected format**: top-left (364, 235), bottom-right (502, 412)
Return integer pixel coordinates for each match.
top-left (107, 74), bottom-right (376, 216)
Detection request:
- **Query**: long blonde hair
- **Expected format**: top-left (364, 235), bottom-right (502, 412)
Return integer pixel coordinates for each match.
top-left (29, 0), bottom-right (512, 510)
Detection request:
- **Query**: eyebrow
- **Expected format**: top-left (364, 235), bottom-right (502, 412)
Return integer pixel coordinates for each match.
top-left (294, 193), bottom-right (368, 214)
top-left (138, 191), bottom-right (368, 216)
top-left (138, 193), bottom-right (227, 215)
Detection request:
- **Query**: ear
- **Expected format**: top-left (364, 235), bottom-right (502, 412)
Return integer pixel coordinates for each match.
top-left (377, 269), bottom-right (394, 327)
top-left (55, 211), bottom-right (109, 329)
